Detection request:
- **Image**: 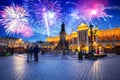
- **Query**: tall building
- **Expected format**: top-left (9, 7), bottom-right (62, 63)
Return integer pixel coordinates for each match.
top-left (46, 23), bottom-right (120, 53)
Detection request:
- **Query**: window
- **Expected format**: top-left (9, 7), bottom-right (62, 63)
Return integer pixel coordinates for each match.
top-left (74, 38), bottom-right (77, 44)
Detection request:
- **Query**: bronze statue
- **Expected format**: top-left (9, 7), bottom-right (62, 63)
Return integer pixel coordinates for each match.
top-left (61, 22), bottom-right (65, 31)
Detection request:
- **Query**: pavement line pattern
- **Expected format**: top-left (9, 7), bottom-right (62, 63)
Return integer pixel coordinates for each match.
top-left (0, 54), bottom-right (120, 80)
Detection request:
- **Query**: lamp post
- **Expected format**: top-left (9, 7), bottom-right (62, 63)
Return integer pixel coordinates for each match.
top-left (89, 24), bottom-right (97, 59)
top-left (90, 24), bottom-right (93, 54)
top-left (94, 26), bottom-right (98, 42)
top-left (94, 26), bottom-right (98, 53)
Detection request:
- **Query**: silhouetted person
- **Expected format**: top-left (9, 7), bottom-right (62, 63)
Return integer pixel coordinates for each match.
top-left (33, 44), bottom-right (39, 61)
top-left (27, 45), bottom-right (30, 62)
top-left (29, 46), bottom-right (33, 61)
top-left (10, 48), bottom-right (14, 55)
top-left (41, 49), bottom-right (45, 55)
top-left (27, 45), bottom-right (33, 62)
top-left (63, 50), bottom-right (65, 56)
top-left (78, 51), bottom-right (83, 60)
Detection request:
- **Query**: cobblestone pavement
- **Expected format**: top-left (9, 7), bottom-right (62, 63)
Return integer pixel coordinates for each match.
top-left (0, 54), bottom-right (120, 80)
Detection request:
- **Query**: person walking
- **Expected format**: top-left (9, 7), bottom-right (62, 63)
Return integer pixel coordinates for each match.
top-left (33, 44), bottom-right (39, 61)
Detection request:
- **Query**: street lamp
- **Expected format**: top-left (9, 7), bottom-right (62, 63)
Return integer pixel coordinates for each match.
top-left (94, 25), bottom-right (98, 42)
top-left (89, 24), bottom-right (97, 59)
top-left (93, 26), bottom-right (98, 52)
top-left (90, 24), bottom-right (93, 53)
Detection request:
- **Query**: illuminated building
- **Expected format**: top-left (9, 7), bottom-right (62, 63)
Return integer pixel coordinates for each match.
top-left (0, 37), bottom-right (21, 48)
top-left (0, 37), bottom-right (31, 53)
top-left (46, 23), bottom-right (120, 53)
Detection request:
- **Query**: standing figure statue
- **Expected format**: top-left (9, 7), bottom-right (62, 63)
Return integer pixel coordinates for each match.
top-left (61, 22), bottom-right (65, 32)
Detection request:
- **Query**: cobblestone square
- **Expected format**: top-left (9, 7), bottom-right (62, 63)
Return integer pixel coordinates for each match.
top-left (0, 54), bottom-right (120, 80)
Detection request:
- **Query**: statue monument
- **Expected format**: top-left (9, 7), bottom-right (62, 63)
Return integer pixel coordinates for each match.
top-left (54, 22), bottom-right (69, 52)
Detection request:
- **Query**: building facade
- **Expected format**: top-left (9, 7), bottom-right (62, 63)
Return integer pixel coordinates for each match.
top-left (46, 23), bottom-right (120, 53)
top-left (0, 37), bottom-right (32, 53)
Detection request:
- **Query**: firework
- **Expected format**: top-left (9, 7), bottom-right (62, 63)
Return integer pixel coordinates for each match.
top-left (80, 4), bottom-right (111, 21)
top-left (1, 5), bottom-right (33, 35)
top-left (70, 0), bottom-right (111, 22)
top-left (29, 0), bottom-right (61, 36)
top-left (21, 26), bottom-right (33, 37)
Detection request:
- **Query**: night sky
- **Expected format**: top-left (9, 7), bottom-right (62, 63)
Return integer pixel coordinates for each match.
top-left (0, 0), bottom-right (120, 42)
